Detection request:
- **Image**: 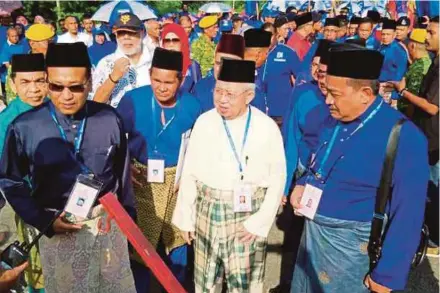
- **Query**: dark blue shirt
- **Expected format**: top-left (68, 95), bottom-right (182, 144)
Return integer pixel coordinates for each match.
top-left (0, 101), bottom-right (135, 237)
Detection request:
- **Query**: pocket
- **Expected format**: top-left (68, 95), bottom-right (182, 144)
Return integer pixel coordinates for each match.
top-left (83, 145), bottom-right (117, 175)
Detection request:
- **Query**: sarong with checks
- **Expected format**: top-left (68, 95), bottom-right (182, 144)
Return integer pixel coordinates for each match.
top-left (194, 181), bottom-right (268, 293)
top-left (39, 205), bottom-right (136, 293)
top-left (131, 163), bottom-right (185, 264)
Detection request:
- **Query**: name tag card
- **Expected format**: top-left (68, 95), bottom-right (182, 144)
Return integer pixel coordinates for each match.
top-left (148, 159), bottom-right (165, 183)
top-left (64, 174), bottom-right (103, 219)
top-left (234, 184), bottom-right (252, 213)
top-left (297, 184), bottom-right (322, 220)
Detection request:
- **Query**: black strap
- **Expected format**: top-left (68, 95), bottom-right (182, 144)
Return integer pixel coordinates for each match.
top-left (368, 118), bottom-right (406, 271)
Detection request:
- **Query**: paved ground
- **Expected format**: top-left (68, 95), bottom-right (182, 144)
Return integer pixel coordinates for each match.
top-left (1, 203), bottom-right (438, 293)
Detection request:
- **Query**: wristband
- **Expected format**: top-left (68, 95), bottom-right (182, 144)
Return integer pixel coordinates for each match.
top-left (399, 88), bottom-right (408, 96)
top-left (109, 74), bottom-right (118, 84)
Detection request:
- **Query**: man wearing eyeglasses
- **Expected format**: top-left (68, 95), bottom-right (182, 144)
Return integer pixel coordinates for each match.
top-left (91, 13), bottom-right (152, 108)
top-left (0, 54), bottom-right (48, 293)
top-left (173, 58), bottom-right (286, 293)
top-left (0, 43), bottom-right (136, 293)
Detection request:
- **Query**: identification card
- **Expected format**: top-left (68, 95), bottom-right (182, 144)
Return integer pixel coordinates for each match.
top-left (64, 174), bottom-right (103, 219)
top-left (147, 159), bottom-right (165, 183)
top-left (233, 184), bottom-right (252, 213)
top-left (297, 184), bottom-right (322, 220)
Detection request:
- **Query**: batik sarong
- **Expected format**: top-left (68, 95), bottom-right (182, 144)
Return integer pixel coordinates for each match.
top-left (39, 205), bottom-right (136, 293)
top-left (291, 213), bottom-right (371, 293)
top-left (131, 163), bottom-right (185, 264)
top-left (194, 181), bottom-right (268, 293)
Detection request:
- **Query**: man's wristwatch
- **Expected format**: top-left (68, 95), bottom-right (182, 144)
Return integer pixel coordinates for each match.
top-left (399, 88), bottom-right (408, 96)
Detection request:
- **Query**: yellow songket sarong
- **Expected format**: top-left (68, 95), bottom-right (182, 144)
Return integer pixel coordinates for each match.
top-left (132, 162), bottom-right (185, 264)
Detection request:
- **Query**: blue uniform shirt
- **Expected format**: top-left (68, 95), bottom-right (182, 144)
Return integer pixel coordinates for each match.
top-left (283, 81), bottom-right (331, 194)
top-left (180, 60), bottom-right (202, 94)
top-left (0, 42), bottom-right (25, 82)
top-left (379, 40), bottom-right (408, 82)
top-left (297, 97), bottom-right (429, 290)
top-left (263, 43), bottom-right (301, 117)
top-left (117, 85), bottom-right (201, 167)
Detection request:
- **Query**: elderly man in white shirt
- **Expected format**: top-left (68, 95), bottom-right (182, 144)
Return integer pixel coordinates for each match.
top-left (91, 13), bottom-right (151, 108)
top-left (143, 19), bottom-right (161, 56)
top-left (57, 15), bottom-right (89, 45)
top-left (172, 58), bottom-right (286, 293)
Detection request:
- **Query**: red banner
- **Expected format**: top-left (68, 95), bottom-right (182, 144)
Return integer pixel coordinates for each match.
top-left (99, 193), bottom-right (187, 293)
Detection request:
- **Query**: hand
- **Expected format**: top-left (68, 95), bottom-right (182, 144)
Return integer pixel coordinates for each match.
top-left (52, 212), bottom-right (83, 234)
top-left (237, 224), bottom-right (257, 243)
top-left (281, 196), bottom-right (288, 206)
top-left (364, 275), bottom-right (391, 293)
top-left (290, 185), bottom-right (305, 216)
top-left (0, 261), bottom-right (28, 291)
top-left (131, 164), bottom-right (143, 188)
top-left (111, 57), bottom-right (130, 82)
top-left (181, 231), bottom-right (195, 245)
top-left (387, 78), bottom-right (406, 93)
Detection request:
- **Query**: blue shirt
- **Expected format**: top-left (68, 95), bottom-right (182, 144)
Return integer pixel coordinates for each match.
top-left (379, 40), bottom-right (408, 82)
top-left (297, 41), bottom-right (319, 84)
top-left (180, 60), bottom-right (202, 94)
top-left (0, 42), bottom-right (25, 82)
top-left (88, 41), bottom-right (116, 67)
top-left (283, 82), bottom-right (331, 194)
top-left (117, 85), bottom-right (201, 167)
top-left (263, 43), bottom-right (301, 117)
top-left (298, 97), bottom-right (429, 290)
top-left (0, 101), bottom-right (135, 237)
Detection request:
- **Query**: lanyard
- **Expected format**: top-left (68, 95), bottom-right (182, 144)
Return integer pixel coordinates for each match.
top-left (49, 103), bottom-right (89, 174)
top-left (151, 96), bottom-right (178, 145)
top-left (222, 107), bottom-right (252, 178)
top-left (316, 100), bottom-right (383, 177)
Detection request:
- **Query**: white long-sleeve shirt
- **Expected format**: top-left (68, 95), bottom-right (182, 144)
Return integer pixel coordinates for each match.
top-left (172, 106), bottom-right (286, 237)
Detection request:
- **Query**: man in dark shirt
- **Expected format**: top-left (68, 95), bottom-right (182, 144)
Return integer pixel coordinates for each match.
top-left (0, 43), bottom-right (136, 292)
top-left (390, 16), bottom-right (439, 246)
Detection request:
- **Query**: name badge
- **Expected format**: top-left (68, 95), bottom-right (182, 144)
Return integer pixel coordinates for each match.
top-left (234, 183), bottom-right (252, 213)
top-left (64, 174), bottom-right (103, 219)
top-left (297, 184), bottom-right (322, 220)
top-left (148, 159), bottom-right (165, 183)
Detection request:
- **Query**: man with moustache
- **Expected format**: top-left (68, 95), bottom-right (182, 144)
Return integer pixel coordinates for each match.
top-left (0, 42), bottom-right (136, 293)
top-left (117, 47), bottom-right (201, 292)
top-left (91, 13), bottom-right (151, 108)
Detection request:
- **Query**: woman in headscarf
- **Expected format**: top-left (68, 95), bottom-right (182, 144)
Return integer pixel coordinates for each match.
top-left (88, 27), bottom-right (116, 68)
top-left (160, 23), bottom-right (201, 94)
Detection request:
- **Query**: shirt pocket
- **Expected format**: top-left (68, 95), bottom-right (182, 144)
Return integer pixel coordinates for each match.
top-left (83, 145), bottom-right (117, 175)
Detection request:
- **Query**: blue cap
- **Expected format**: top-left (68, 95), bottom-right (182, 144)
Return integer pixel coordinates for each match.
top-left (220, 19), bottom-right (233, 32)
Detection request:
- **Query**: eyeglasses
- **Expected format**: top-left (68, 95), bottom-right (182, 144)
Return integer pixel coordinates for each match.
top-left (163, 38), bottom-right (180, 44)
top-left (214, 88), bottom-right (249, 102)
top-left (48, 82), bottom-right (88, 93)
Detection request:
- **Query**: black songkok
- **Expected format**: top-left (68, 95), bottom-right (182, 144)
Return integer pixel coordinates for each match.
top-left (295, 12), bottom-right (312, 27)
top-left (324, 18), bottom-right (340, 27)
top-left (367, 10), bottom-right (381, 23)
top-left (350, 16), bottom-right (362, 25)
top-left (274, 16), bottom-right (289, 28)
top-left (327, 43), bottom-right (384, 80)
top-left (218, 59), bottom-right (255, 83)
top-left (382, 18), bottom-right (397, 30)
top-left (217, 34), bottom-right (245, 58)
top-left (152, 47), bottom-right (183, 72)
top-left (46, 43), bottom-right (91, 68)
top-left (314, 40), bottom-right (334, 65)
top-left (244, 29), bottom-right (272, 48)
top-left (11, 53), bottom-right (45, 73)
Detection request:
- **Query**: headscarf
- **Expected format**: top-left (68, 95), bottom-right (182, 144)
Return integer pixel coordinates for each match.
top-left (160, 23), bottom-right (191, 77)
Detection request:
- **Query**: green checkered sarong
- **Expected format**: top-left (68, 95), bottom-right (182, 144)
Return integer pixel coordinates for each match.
top-left (194, 181), bottom-right (268, 293)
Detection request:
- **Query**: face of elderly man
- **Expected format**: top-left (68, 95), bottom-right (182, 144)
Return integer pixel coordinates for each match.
top-left (116, 29), bottom-right (144, 56)
top-left (214, 80), bottom-right (255, 120)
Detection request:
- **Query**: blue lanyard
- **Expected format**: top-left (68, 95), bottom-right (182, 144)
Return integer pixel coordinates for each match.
top-left (222, 107), bottom-right (252, 177)
top-left (49, 103), bottom-right (89, 174)
top-left (316, 100), bottom-right (383, 177)
top-left (151, 96), bottom-right (178, 152)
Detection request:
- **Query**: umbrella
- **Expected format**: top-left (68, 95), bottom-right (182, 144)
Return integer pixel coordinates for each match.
top-left (199, 3), bottom-right (232, 14)
top-left (0, 0), bottom-right (22, 16)
top-left (92, 0), bottom-right (157, 24)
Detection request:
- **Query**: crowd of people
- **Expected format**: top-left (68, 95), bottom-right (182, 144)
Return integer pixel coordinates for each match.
top-left (0, 2), bottom-right (438, 293)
